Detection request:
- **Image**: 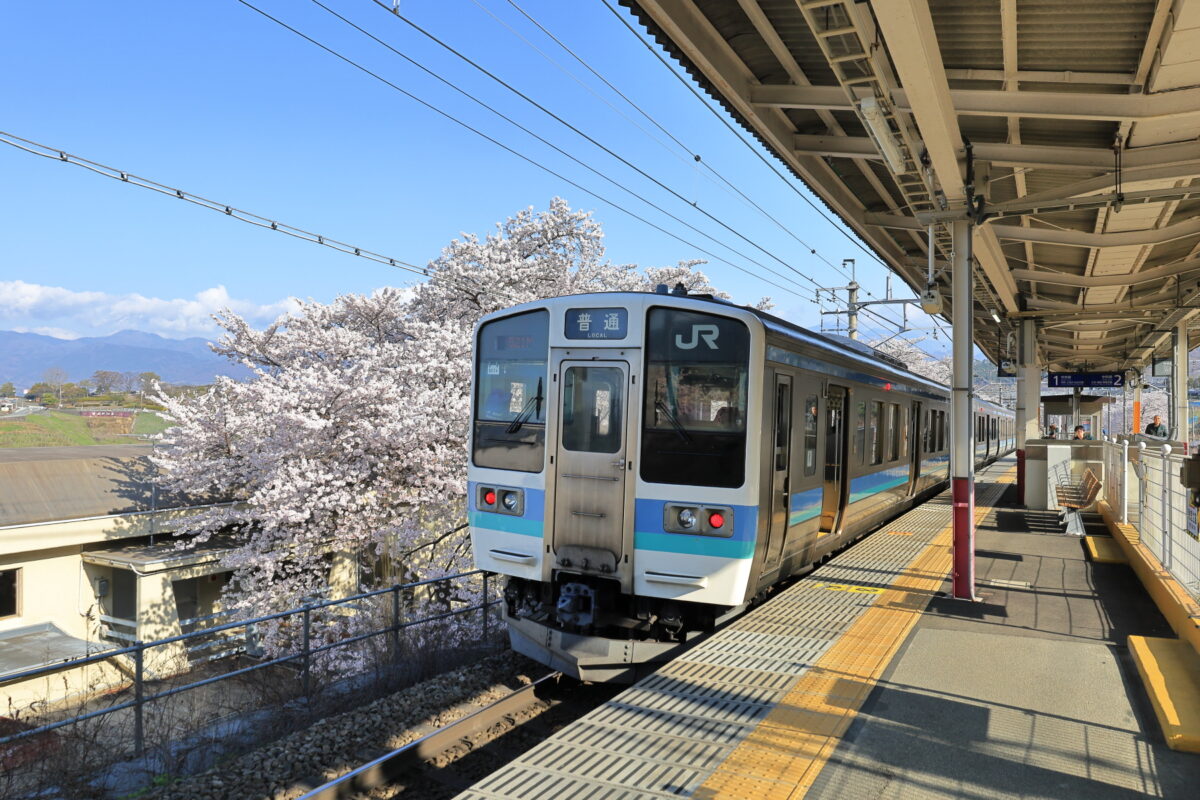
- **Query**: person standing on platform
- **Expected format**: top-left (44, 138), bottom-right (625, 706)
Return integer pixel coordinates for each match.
top-left (1046, 425), bottom-right (1058, 439)
top-left (1072, 425), bottom-right (1092, 440)
top-left (1145, 415), bottom-right (1168, 437)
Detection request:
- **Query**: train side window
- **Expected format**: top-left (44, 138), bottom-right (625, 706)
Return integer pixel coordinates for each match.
top-left (803, 395), bottom-right (818, 476)
top-left (774, 380), bottom-right (791, 471)
top-left (887, 403), bottom-right (900, 461)
top-left (855, 400), bottom-right (866, 462)
top-left (923, 409), bottom-right (931, 453)
top-left (937, 411), bottom-right (946, 451)
top-left (869, 401), bottom-right (883, 465)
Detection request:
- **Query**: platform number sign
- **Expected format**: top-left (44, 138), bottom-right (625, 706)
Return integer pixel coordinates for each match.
top-left (565, 307), bottom-right (627, 340)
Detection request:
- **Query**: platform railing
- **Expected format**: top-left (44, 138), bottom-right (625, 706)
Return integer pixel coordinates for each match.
top-left (1106, 438), bottom-right (1200, 603)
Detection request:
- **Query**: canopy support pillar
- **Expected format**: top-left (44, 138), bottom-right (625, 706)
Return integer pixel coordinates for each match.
top-left (1016, 318), bottom-right (1038, 504)
top-left (951, 219), bottom-right (976, 601)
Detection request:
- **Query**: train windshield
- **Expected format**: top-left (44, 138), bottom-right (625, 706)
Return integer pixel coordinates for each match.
top-left (642, 308), bottom-right (750, 488)
top-left (473, 310), bottom-right (549, 472)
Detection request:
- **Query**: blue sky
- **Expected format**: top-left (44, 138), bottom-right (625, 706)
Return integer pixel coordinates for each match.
top-left (0, 0), bottom-right (938, 347)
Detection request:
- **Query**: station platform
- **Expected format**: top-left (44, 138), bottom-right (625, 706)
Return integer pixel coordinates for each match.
top-left (458, 456), bottom-right (1199, 799)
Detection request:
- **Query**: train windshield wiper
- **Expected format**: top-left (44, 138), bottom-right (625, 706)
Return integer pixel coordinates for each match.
top-left (505, 378), bottom-right (543, 434)
top-left (655, 400), bottom-right (692, 444)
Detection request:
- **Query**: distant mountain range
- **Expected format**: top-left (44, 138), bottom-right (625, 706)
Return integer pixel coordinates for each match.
top-left (0, 329), bottom-right (252, 388)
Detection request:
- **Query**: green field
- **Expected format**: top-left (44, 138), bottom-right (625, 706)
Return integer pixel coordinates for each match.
top-left (132, 411), bottom-right (172, 436)
top-left (0, 410), bottom-right (171, 448)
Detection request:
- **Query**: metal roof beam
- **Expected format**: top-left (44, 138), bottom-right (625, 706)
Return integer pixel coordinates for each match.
top-left (944, 68), bottom-right (1137, 86)
top-left (753, 84), bottom-right (1200, 123)
top-left (994, 216), bottom-right (1200, 248)
top-left (1010, 257), bottom-right (1200, 288)
top-left (870, 0), bottom-right (964, 203)
top-left (795, 137), bottom-right (1200, 172)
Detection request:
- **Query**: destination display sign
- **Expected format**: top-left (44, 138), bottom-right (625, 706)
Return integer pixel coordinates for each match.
top-left (1047, 371), bottom-right (1124, 388)
top-left (565, 307), bottom-right (628, 340)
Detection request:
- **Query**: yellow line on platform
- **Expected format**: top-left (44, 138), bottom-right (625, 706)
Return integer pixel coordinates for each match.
top-left (695, 468), bottom-right (1016, 800)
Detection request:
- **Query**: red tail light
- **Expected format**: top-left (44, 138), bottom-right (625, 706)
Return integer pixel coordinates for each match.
top-left (484, 490), bottom-right (496, 505)
top-left (709, 512), bottom-right (725, 528)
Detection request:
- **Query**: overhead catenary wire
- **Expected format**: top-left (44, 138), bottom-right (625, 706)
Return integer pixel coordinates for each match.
top-left (358, 0), bottom-right (830, 296)
top-left (233, 0), bottom-right (819, 303)
top-left (0, 130), bottom-right (483, 290)
top-left (487, 0), bottom-right (837, 265)
top-left (313, 0), bottom-right (819, 302)
top-left (596, 0), bottom-right (935, 333)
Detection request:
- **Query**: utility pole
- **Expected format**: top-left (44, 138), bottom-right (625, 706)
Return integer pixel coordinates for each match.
top-left (818, 258), bottom-right (925, 341)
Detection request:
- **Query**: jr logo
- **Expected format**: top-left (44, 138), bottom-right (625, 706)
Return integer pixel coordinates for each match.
top-left (675, 324), bottom-right (720, 350)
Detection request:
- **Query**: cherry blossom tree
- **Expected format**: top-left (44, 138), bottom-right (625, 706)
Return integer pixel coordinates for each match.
top-left (153, 198), bottom-right (761, 664)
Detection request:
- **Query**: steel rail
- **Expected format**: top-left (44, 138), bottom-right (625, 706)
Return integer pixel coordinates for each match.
top-left (294, 671), bottom-right (563, 800)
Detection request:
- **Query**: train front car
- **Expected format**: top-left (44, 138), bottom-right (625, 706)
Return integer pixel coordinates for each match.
top-left (468, 293), bottom-right (761, 681)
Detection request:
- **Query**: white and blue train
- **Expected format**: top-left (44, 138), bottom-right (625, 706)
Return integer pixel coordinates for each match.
top-left (468, 287), bottom-right (1013, 681)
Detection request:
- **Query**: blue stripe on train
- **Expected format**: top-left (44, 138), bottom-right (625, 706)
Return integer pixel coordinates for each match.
top-left (789, 486), bottom-right (822, 526)
top-left (848, 465), bottom-right (911, 503)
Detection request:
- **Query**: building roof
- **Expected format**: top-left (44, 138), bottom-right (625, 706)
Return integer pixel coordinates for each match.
top-left (0, 445), bottom-right (197, 527)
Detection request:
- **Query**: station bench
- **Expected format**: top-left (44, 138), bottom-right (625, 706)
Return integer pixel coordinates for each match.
top-left (1056, 468), bottom-right (1101, 536)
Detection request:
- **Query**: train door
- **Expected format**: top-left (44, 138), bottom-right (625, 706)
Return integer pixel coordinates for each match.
top-left (908, 400), bottom-right (922, 493)
top-left (765, 373), bottom-right (792, 567)
top-left (552, 361), bottom-right (629, 570)
top-left (820, 386), bottom-right (848, 535)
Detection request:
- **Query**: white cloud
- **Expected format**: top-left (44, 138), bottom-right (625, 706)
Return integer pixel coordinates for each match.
top-left (0, 280), bottom-right (301, 340)
top-left (10, 325), bottom-right (83, 339)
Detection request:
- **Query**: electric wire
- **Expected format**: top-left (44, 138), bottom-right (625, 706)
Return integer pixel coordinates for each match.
top-left (490, 0), bottom-right (836, 265)
top-left (0, 130), bottom-right (473, 290)
top-left (359, 0), bottom-right (829, 295)
top-left (597, 0), bottom-right (937, 333)
top-left (388, 0), bottom-right (932, 342)
top-left (315, 0), bottom-right (818, 302)
top-left (234, 0), bottom-right (817, 303)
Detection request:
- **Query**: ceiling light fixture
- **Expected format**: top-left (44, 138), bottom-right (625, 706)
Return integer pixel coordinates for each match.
top-left (859, 96), bottom-right (907, 174)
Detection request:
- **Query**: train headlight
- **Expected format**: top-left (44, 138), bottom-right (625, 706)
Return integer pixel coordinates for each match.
top-left (678, 508), bottom-right (697, 529)
top-left (502, 491), bottom-right (518, 511)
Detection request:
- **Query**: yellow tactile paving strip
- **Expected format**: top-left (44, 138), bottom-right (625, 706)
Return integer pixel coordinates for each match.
top-left (695, 467), bottom-right (1017, 800)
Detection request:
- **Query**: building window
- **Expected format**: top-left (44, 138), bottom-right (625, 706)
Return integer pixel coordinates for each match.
top-left (1, 568), bottom-right (19, 619)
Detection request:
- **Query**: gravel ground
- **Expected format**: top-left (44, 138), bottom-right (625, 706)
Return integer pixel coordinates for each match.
top-left (143, 651), bottom-right (554, 800)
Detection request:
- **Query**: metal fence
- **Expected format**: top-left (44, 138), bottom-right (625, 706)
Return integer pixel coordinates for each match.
top-left (1102, 437), bottom-right (1200, 603)
top-left (0, 570), bottom-right (501, 757)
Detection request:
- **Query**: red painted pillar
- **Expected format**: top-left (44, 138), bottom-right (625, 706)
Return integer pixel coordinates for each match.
top-left (1016, 448), bottom-right (1025, 505)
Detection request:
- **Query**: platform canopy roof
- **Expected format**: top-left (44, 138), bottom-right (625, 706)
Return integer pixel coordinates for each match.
top-left (622, 0), bottom-right (1200, 372)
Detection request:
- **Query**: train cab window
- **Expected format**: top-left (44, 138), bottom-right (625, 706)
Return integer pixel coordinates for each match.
top-left (869, 401), bottom-right (882, 465)
top-left (803, 395), bottom-right (818, 476)
top-left (886, 403), bottom-right (900, 462)
top-left (473, 310), bottom-right (549, 472)
top-left (641, 308), bottom-right (750, 488)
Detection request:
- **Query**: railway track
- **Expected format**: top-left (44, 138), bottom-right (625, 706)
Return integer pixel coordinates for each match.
top-left (292, 671), bottom-right (612, 799)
